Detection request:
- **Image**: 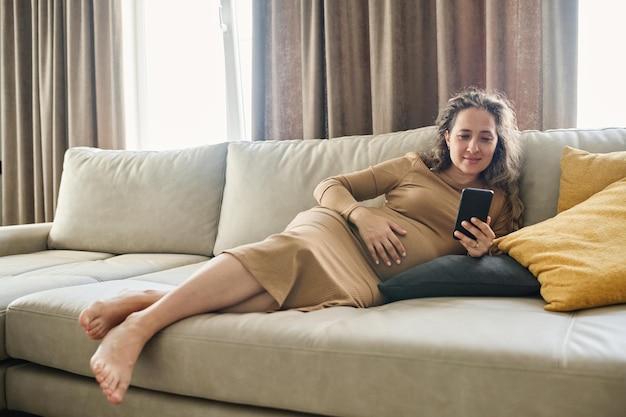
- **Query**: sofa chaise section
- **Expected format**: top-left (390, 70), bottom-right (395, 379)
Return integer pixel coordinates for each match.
top-left (7, 283), bottom-right (626, 417)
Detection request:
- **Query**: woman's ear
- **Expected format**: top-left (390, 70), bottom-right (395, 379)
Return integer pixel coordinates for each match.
top-left (444, 130), bottom-right (451, 148)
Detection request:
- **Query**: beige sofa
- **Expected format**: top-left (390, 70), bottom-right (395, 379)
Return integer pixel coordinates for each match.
top-left (1, 126), bottom-right (626, 417)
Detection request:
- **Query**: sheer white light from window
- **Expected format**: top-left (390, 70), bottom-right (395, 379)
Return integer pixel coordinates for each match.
top-left (238, 2), bottom-right (252, 141)
top-left (577, 0), bottom-right (626, 128)
top-left (123, 0), bottom-right (252, 151)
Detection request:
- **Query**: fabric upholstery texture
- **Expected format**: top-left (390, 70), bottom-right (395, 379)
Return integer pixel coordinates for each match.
top-left (48, 144), bottom-right (227, 256)
top-left (378, 254), bottom-right (540, 301)
top-left (558, 146), bottom-right (626, 213)
top-left (495, 177), bottom-right (626, 312)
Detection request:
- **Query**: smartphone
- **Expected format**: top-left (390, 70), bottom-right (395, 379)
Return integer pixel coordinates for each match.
top-left (453, 188), bottom-right (494, 240)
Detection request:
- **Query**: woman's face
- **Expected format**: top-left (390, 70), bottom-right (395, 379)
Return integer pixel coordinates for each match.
top-left (444, 107), bottom-right (498, 183)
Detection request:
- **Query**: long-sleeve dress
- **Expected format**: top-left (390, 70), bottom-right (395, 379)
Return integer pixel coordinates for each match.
top-left (224, 152), bottom-right (512, 311)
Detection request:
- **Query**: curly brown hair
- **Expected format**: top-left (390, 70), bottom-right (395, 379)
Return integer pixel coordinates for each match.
top-left (423, 87), bottom-right (524, 231)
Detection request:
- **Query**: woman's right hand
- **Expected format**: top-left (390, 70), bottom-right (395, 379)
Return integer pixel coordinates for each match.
top-left (348, 207), bottom-right (407, 267)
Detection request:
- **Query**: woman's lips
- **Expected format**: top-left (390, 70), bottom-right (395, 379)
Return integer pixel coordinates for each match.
top-left (464, 157), bottom-right (482, 164)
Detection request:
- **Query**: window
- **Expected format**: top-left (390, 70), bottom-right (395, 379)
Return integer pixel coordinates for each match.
top-left (577, 0), bottom-right (626, 128)
top-left (123, 1), bottom-right (626, 149)
top-left (122, 0), bottom-right (252, 151)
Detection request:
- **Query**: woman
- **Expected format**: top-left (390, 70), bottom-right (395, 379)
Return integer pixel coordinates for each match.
top-left (80, 88), bottom-right (523, 404)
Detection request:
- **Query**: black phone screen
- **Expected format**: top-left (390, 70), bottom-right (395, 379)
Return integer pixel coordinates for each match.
top-left (453, 188), bottom-right (494, 239)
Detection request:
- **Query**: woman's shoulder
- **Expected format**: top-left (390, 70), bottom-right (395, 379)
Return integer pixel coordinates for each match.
top-left (401, 151), bottom-right (430, 169)
top-left (403, 151), bottom-right (422, 161)
top-left (372, 152), bottom-right (426, 173)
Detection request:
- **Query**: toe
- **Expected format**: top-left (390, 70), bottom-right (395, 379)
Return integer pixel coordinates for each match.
top-left (78, 310), bottom-right (91, 330)
top-left (108, 379), bottom-right (130, 404)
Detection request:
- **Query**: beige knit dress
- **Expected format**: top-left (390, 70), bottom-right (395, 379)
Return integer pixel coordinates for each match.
top-left (224, 152), bottom-right (512, 311)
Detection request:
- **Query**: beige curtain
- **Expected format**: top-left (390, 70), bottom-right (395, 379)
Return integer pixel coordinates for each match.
top-left (1, 0), bottom-right (126, 225)
top-left (252, 0), bottom-right (578, 140)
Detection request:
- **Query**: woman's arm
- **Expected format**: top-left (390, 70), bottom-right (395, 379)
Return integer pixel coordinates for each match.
top-left (313, 155), bottom-right (415, 266)
top-left (313, 155), bottom-right (414, 220)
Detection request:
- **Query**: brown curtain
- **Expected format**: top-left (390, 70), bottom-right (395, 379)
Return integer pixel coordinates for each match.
top-left (252, 0), bottom-right (578, 140)
top-left (1, 0), bottom-right (126, 225)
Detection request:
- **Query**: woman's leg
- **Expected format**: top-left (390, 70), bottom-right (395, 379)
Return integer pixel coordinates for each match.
top-left (79, 261), bottom-right (278, 340)
top-left (79, 289), bottom-right (167, 340)
top-left (89, 253), bottom-right (275, 404)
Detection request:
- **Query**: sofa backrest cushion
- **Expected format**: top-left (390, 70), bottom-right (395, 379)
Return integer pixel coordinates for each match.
top-left (213, 127), bottom-right (437, 253)
top-left (215, 126), bottom-right (626, 253)
top-left (48, 144), bottom-right (228, 256)
top-left (518, 128), bottom-right (626, 226)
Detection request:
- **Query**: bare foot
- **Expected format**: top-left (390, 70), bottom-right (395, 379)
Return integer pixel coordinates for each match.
top-left (79, 290), bottom-right (165, 340)
top-left (90, 312), bottom-right (151, 404)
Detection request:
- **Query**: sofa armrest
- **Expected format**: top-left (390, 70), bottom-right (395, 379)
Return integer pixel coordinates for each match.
top-left (0, 222), bottom-right (52, 256)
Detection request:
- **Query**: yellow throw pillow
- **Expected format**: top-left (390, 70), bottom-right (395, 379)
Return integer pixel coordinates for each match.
top-left (558, 146), bottom-right (626, 213)
top-left (495, 177), bottom-right (626, 312)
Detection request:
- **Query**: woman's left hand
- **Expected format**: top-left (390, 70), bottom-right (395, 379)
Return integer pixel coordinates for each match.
top-left (454, 216), bottom-right (495, 257)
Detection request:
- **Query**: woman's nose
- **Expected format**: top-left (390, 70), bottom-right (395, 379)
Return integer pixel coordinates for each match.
top-left (467, 138), bottom-right (479, 153)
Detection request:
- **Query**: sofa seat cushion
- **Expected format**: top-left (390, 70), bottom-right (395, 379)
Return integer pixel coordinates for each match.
top-left (0, 251), bottom-right (208, 361)
top-left (7, 281), bottom-right (626, 417)
top-left (1, 251), bottom-right (207, 312)
top-left (0, 250), bottom-right (109, 361)
top-left (48, 143), bottom-right (228, 256)
top-left (128, 261), bottom-right (208, 286)
top-left (0, 250), bottom-right (113, 279)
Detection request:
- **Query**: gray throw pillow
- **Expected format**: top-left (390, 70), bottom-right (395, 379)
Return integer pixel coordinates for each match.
top-left (378, 254), bottom-right (540, 301)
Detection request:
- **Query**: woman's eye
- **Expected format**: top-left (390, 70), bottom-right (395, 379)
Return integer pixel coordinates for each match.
top-left (458, 134), bottom-right (470, 139)
top-left (481, 137), bottom-right (494, 142)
